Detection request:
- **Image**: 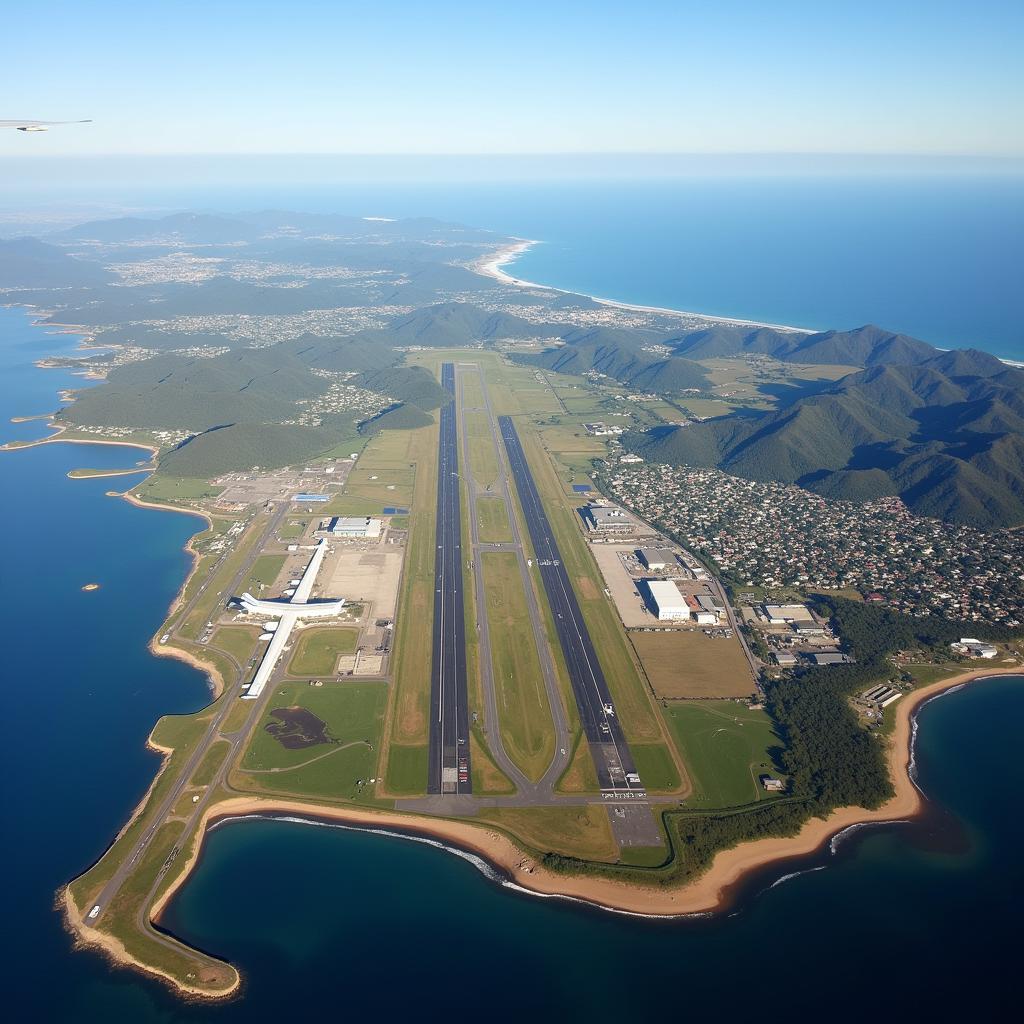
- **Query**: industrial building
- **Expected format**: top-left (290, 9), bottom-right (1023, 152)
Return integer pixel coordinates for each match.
top-left (292, 493), bottom-right (330, 503)
top-left (643, 579), bottom-right (689, 620)
top-left (684, 594), bottom-right (720, 624)
top-left (329, 516), bottom-right (382, 539)
top-left (581, 505), bottom-right (635, 534)
top-left (862, 684), bottom-right (903, 708)
top-left (637, 547), bottom-right (677, 571)
top-left (812, 651), bottom-right (854, 666)
top-left (763, 603), bottom-right (815, 625)
top-left (954, 638), bottom-right (998, 658)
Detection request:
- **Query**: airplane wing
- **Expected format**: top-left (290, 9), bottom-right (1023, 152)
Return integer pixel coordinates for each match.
top-left (0, 119), bottom-right (92, 132)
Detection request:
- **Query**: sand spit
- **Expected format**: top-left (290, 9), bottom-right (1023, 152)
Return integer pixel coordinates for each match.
top-left (60, 887), bottom-right (240, 1002)
top-left (59, 663), bottom-right (1020, 1002)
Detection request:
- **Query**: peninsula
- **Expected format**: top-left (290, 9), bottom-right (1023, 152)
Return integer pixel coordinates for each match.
top-left (2, 210), bottom-right (1020, 1000)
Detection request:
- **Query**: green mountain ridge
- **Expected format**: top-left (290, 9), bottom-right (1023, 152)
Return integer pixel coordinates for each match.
top-left (630, 356), bottom-right (1024, 527)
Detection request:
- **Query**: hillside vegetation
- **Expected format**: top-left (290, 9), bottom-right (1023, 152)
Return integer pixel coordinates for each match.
top-left (630, 351), bottom-right (1024, 527)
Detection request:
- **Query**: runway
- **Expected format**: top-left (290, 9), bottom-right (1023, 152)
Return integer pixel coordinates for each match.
top-left (427, 363), bottom-right (472, 794)
top-left (498, 416), bottom-right (645, 797)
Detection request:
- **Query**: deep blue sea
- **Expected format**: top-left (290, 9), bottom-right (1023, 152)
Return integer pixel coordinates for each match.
top-left (1, 170), bottom-right (1023, 1020)
top-left (75, 174), bottom-right (1024, 360)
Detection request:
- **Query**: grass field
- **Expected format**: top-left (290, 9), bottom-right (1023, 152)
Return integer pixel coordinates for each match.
top-left (192, 739), bottom-right (231, 786)
top-left (210, 625), bottom-right (262, 666)
top-left (287, 626), bottom-right (359, 676)
top-left (237, 681), bottom-right (386, 801)
top-left (663, 701), bottom-right (781, 807)
top-left (340, 465), bottom-right (416, 506)
top-left (478, 806), bottom-right (618, 862)
top-left (385, 744), bottom-right (427, 795)
top-left (481, 551), bottom-right (555, 782)
top-left (240, 553), bottom-right (286, 597)
top-left (477, 496), bottom-right (512, 543)
top-left (460, 370), bottom-right (485, 409)
top-left (537, 425), bottom-right (606, 454)
top-left (384, 408), bottom-right (438, 792)
top-left (630, 743), bottom-right (682, 793)
top-left (470, 731), bottom-right (516, 795)
top-left (134, 475), bottom-right (224, 503)
top-left (279, 519), bottom-right (307, 540)
top-left (464, 410), bottom-right (499, 485)
top-left (630, 629), bottom-right (755, 699)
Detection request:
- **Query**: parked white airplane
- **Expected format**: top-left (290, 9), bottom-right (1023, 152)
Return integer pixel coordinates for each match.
top-left (1, 119), bottom-right (91, 132)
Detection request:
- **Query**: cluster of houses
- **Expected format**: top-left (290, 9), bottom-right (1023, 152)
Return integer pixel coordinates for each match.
top-left (602, 461), bottom-right (1024, 628)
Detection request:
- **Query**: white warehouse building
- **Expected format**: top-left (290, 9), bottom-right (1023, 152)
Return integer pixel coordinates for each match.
top-left (329, 516), bottom-right (382, 539)
top-left (643, 579), bottom-right (689, 621)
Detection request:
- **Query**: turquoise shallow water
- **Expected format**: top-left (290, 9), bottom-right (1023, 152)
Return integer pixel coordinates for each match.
top-left (1, 279), bottom-right (1022, 1019)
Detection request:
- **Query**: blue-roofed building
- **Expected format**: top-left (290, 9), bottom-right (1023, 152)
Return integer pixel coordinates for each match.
top-left (292, 493), bottom-right (330, 503)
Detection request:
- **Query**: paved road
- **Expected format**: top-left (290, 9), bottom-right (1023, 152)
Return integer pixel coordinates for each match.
top-left (427, 363), bottom-right (472, 795)
top-left (455, 363), bottom-right (572, 798)
top-left (498, 416), bottom-right (646, 798)
top-left (88, 499), bottom-right (292, 936)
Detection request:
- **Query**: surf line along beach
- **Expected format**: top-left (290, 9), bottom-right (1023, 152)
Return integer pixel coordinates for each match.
top-left (60, 665), bottom-right (1022, 1003)
top-left (139, 667), bottom-right (1024, 919)
top-left (472, 239), bottom-right (815, 335)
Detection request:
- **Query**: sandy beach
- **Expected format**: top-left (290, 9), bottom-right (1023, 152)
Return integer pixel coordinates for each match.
top-left (61, 887), bottom-right (240, 1001)
top-left (139, 666), bottom-right (1022, 944)
top-left (474, 239), bottom-right (814, 334)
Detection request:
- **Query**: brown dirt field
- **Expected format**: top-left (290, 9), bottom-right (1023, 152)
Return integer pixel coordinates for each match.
top-left (631, 629), bottom-right (753, 698)
top-left (576, 575), bottom-right (599, 600)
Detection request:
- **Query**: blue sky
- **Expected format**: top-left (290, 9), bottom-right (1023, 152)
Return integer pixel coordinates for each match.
top-left (2, 0), bottom-right (1022, 157)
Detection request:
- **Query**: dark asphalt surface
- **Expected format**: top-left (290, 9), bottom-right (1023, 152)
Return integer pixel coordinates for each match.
top-left (427, 363), bottom-right (472, 794)
top-left (498, 416), bottom-right (645, 796)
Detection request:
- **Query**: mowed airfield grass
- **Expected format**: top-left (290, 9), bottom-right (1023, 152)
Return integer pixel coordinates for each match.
top-left (384, 413), bottom-right (438, 794)
top-left (663, 701), bottom-right (780, 807)
top-left (237, 681), bottom-right (386, 801)
top-left (240, 553), bottom-right (287, 595)
top-left (482, 551), bottom-right (555, 782)
top-left (477, 496), bottom-right (512, 543)
top-left (287, 626), bottom-right (359, 676)
top-left (631, 630), bottom-right (754, 699)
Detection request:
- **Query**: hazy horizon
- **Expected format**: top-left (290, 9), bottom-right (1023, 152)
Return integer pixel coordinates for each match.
top-left (4, 1), bottom-right (1022, 159)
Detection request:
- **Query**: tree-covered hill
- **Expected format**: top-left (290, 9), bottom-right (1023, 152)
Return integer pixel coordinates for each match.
top-left (629, 355), bottom-right (1024, 527)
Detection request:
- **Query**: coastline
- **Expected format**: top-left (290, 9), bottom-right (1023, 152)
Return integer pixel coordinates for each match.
top-left (10, 251), bottom-right (1020, 996)
top-left (112, 665), bottom-right (1019, 985)
top-left (60, 887), bottom-right (240, 1002)
top-left (1, 419), bottom-right (160, 456)
top-left (474, 239), bottom-right (815, 335)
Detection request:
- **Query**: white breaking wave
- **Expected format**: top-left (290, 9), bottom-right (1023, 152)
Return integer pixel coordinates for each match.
top-left (767, 865), bottom-right (827, 890)
top-left (908, 682), bottom-right (968, 785)
top-left (208, 814), bottom-right (710, 920)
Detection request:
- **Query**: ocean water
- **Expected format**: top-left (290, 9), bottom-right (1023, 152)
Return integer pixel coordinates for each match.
top-left (1, 171), bottom-right (1023, 1021)
top-left (87, 174), bottom-right (1024, 360)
